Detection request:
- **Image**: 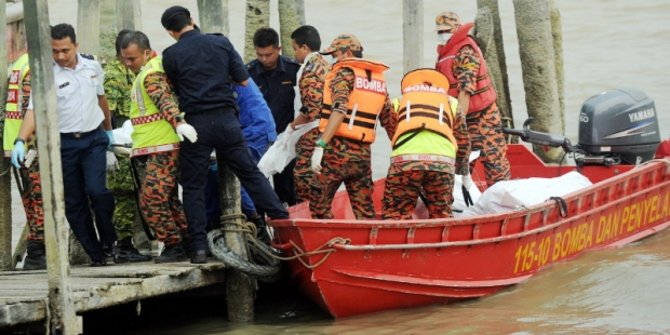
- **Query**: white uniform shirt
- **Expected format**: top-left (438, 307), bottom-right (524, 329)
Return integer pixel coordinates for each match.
top-left (29, 54), bottom-right (106, 133)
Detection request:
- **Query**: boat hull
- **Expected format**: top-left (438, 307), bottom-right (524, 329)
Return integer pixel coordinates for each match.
top-left (270, 145), bottom-right (670, 317)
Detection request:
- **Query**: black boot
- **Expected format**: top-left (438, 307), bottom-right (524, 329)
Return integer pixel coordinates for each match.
top-left (114, 237), bottom-right (152, 263)
top-left (23, 240), bottom-right (46, 270)
top-left (155, 244), bottom-right (187, 263)
top-left (249, 213), bottom-right (272, 244)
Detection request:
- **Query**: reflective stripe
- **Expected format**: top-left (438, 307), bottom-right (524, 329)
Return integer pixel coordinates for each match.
top-left (131, 113), bottom-right (163, 125)
top-left (5, 112), bottom-right (23, 120)
top-left (131, 143), bottom-right (179, 157)
top-left (390, 154), bottom-right (455, 164)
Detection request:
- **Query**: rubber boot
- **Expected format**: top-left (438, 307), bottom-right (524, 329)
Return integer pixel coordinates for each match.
top-left (23, 240), bottom-right (47, 270)
top-left (114, 237), bottom-right (152, 263)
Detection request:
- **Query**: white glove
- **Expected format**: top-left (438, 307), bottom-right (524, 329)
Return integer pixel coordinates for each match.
top-left (284, 124), bottom-right (296, 136)
top-left (106, 151), bottom-right (119, 172)
top-left (311, 147), bottom-right (324, 174)
top-left (176, 123), bottom-right (198, 143)
top-left (461, 174), bottom-right (475, 190)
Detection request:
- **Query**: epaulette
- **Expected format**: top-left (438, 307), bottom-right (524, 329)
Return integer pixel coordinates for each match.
top-left (79, 53), bottom-right (96, 60)
top-left (207, 32), bottom-right (224, 37)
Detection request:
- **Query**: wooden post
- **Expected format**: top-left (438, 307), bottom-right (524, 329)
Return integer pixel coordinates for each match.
top-left (277, 0), bottom-right (304, 59)
top-left (244, 0), bottom-right (270, 63)
top-left (77, 0), bottom-right (101, 55)
top-left (513, 0), bottom-right (564, 163)
top-left (0, 0), bottom-right (11, 271)
top-left (476, 0), bottom-right (513, 131)
top-left (197, 0), bottom-right (229, 36)
top-left (23, 1), bottom-right (80, 333)
top-left (402, 0), bottom-right (423, 75)
top-left (116, 0), bottom-right (142, 31)
top-left (550, 0), bottom-right (565, 129)
top-left (218, 163), bottom-right (255, 322)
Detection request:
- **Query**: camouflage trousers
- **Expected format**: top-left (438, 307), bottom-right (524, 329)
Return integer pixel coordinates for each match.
top-left (467, 103), bottom-right (511, 186)
top-left (16, 160), bottom-right (44, 241)
top-left (107, 155), bottom-right (138, 240)
top-left (382, 160), bottom-right (455, 220)
top-left (293, 127), bottom-right (320, 203)
top-left (309, 138), bottom-right (375, 220)
top-left (135, 150), bottom-right (187, 246)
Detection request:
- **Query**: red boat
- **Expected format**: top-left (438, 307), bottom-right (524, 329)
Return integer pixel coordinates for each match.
top-left (269, 144), bottom-right (670, 317)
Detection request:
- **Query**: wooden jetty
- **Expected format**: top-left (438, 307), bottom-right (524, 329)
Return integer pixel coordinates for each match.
top-left (0, 262), bottom-right (227, 329)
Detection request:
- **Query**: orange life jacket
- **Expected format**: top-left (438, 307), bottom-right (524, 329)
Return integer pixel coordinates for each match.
top-left (436, 22), bottom-right (497, 113)
top-left (319, 58), bottom-right (388, 143)
top-left (392, 68), bottom-right (457, 149)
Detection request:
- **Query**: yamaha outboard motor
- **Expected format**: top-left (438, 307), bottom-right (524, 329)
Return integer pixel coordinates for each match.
top-left (578, 88), bottom-right (660, 164)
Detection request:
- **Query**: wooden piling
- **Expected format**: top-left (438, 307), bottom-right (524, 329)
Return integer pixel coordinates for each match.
top-left (513, 0), bottom-right (564, 163)
top-left (23, 0), bottom-right (80, 332)
top-left (277, 0), bottom-right (304, 59)
top-left (550, 0), bottom-right (565, 128)
top-left (76, 0), bottom-right (101, 56)
top-left (244, 0), bottom-right (270, 62)
top-left (218, 163), bottom-right (255, 322)
top-left (476, 0), bottom-right (513, 130)
top-left (402, 0), bottom-right (423, 75)
top-left (197, 0), bottom-right (229, 35)
top-left (115, 0), bottom-right (142, 31)
top-left (0, 0), bottom-right (11, 272)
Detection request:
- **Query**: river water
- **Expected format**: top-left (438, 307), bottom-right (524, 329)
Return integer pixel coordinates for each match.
top-left (39, 0), bottom-right (670, 334)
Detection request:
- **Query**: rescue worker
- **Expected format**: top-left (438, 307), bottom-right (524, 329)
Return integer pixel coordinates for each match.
top-left (205, 78), bottom-right (277, 242)
top-left (246, 27), bottom-right (300, 207)
top-left (435, 11), bottom-right (511, 186)
top-left (120, 30), bottom-right (194, 263)
top-left (287, 25), bottom-right (330, 203)
top-left (104, 30), bottom-right (152, 263)
top-left (160, 6), bottom-right (288, 263)
top-left (3, 53), bottom-right (46, 270)
top-left (382, 69), bottom-right (472, 219)
top-left (310, 33), bottom-right (397, 219)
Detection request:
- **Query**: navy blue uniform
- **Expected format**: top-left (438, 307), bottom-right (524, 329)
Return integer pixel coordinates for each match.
top-left (246, 56), bottom-right (300, 206)
top-left (163, 29), bottom-right (288, 253)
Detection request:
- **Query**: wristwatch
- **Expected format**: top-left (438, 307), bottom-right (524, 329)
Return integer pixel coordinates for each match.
top-left (316, 138), bottom-right (327, 148)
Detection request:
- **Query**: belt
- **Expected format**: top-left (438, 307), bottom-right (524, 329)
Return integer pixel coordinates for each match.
top-left (131, 143), bottom-right (179, 157)
top-left (390, 154), bottom-right (455, 164)
top-left (61, 128), bottom-right (98, 139)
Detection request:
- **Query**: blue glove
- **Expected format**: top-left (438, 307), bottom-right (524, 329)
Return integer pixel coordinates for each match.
top-left (11, 140), bottom-right (25, 168)
top-left (105, 130), bottom-right (115, 147)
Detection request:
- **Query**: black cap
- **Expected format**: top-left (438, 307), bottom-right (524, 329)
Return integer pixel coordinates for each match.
top-left (161, 6), bottom-right (191, 30)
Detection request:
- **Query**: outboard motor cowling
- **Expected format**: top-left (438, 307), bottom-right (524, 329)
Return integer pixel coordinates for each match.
top-left (578, 88), bottom-right (660, 164)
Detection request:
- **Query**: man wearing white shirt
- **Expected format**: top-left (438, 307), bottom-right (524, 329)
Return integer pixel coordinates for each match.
top-left (12, 23), bottom-right (116, 266)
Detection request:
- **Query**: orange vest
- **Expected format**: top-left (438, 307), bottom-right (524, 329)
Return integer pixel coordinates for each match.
top-left (318, 58), bottom-right (388, 143)
top-left (436, 22), bottom-right (497, 113)
top-left (392, 68), bottom-right (457, 149)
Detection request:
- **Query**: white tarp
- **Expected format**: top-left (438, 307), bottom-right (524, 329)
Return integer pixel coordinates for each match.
top-left (457, 171), bottom-right (593, 217)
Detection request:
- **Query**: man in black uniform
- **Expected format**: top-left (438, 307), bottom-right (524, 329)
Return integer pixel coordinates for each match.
top-left (246, 28), bottom-right (300, 207)
top-left (160, 6), bottom-right (288, 264)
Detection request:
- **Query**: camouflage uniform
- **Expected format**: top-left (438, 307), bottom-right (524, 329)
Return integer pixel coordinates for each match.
top-left (133, 69), bottom-right (187, 246)
top-left (454, 45), bottom-right (511, 186)
top-left (309, 66), bottom-right (397, 219)
top-left (294, 54), bottom-right (330, 202)
top-left (382, 105), bottom-right (471, 219)
top-left (104, 59), bottom-right (135, 127)
top-left (104, 59), bottom-right (138, 241)
top-left (12, 72), bottom-right (45, 241)
top-left (436, 11), bottom-right (511, 186)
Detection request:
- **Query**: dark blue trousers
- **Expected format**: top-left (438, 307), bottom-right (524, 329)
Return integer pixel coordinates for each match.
top-left (60, 128), bottom-right (116, 262)
top-left (181, 109), bottom-right (288, 252)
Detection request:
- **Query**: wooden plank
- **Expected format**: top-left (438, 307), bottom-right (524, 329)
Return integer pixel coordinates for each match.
top-left (0, 263), bottom-right (229, 327)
